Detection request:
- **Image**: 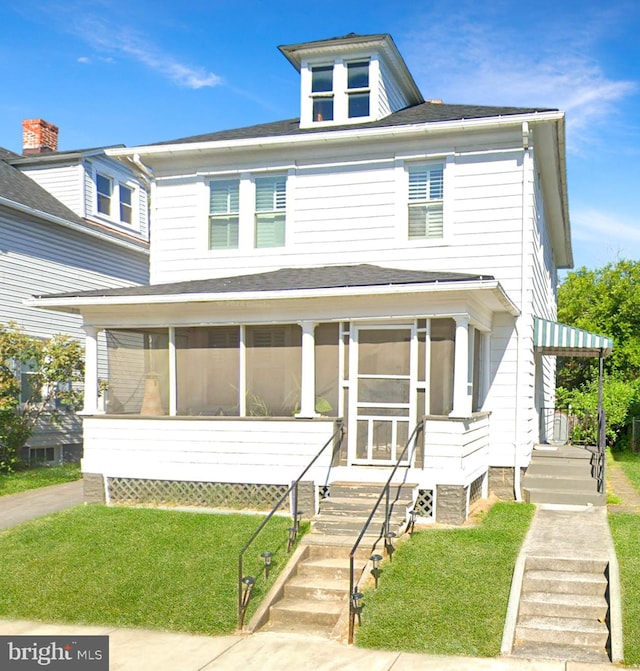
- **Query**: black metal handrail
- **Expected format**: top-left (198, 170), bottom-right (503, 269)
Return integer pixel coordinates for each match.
top-left (347, 419), bottom-right (424, 644)
top-left (237, 420), bottom-right (344, 630)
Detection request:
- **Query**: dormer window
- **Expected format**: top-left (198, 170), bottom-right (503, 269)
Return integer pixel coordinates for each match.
top-left (279, 33), bottom-right (424, 129)
top-left (311, 66), bottom-right (334, 122)
top-left (347, 61), bottom-right (370, 118)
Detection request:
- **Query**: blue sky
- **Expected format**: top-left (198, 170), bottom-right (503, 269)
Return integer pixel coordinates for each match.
top-left (0, 0), bottom-right (638, 272)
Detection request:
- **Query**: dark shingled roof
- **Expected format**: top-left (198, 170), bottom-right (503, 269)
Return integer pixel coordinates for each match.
top-left (0, 150), bottom-right (88, 225)
top-left (37, 264), bottom-right (494, 300)
top-left (155, 101), bottom-right (556, 146)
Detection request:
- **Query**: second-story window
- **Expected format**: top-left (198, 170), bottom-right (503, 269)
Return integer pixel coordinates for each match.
top-left (95, 172), bottom-right (137, 227)
top-left (311, 65), bottom-right (334, 122)
top-left (408, 164), bottom-right (444, 239)
top-left (96, 174), bottom-right (113, 216)
top-left (347, 61), bottom-right (370, 118)
top-left (255, 176), bottom-right (286, 248)
top-left (209, 179), bottom-right (240, 249)
top-left (120, 184), bottom-right (133, 224)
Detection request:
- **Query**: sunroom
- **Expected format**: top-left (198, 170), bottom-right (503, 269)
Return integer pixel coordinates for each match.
top-left (30, 264), bottom-right (520, 519)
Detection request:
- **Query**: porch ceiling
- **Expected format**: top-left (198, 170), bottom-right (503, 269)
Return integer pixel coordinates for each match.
top-left (534, 317), bottom-right (613, 357)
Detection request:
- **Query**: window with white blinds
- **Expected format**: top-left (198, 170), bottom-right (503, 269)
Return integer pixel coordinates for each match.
top-left (255, 175), bottom-right (286, 248)
top-left (209, 179), bottom-right (240, 249)
top-left (408, 164), bottom-right (444, 240)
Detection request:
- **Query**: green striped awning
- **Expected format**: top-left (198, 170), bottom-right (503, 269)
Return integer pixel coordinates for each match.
top-left (534, 317), bottom-right (613, 357)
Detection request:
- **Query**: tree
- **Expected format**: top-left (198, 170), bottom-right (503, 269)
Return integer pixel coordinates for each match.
top-left (0, 323), bottom-right (84, 472)
top-left (557, 260), bottom-right (640, 447)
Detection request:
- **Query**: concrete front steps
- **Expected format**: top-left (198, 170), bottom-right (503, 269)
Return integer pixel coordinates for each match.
top-left (511, 556), bottom-right (611, 664)
top-left (311, 481), bottom-right (416, 537)
top-left (522, 445), bottom-right (605, 506)
top-left (256, 541), bottom-right (369, 638)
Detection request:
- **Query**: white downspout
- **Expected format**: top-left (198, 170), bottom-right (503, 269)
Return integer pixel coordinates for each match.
top-left (514, 123), bottom-right (531, 502)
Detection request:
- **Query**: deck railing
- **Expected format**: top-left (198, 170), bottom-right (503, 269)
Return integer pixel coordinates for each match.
top-left (236, 420), bottom-right (344, 630)
top-left (347, 419), bottom-right (424, 644)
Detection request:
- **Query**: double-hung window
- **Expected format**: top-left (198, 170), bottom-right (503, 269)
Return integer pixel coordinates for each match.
top-left (408, 163), bottom-right (444, 239)
top-left (209, 179), bottom-right (240, 249)
top-left (311, 65), bottom-right (334, 122)
top-left (96, 174), bottom-right (113, 217)
top-left (255, 176), bottom-right (286, 248)
top-left (347, 61), bottom-right (370, 118)
top-left (120, 184), bottom-right (133, 224)
top-left (96, 172), bottom-right (136, 227)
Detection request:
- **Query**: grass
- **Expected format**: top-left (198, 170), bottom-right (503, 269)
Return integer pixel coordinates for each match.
top-left (608, 449), bottom-right (640, 665)
top-left (356, 502), bottom-right (534, 657)
top-left (0, 463), bottom-right (81, 497)
top-left (0, 505), bottom-right (292, 635)
top-left (609, 514), bottom-right (640, 666)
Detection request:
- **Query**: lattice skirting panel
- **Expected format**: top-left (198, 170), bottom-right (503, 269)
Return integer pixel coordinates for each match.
top-left (468, 474), bottom-right (485, 507)
top-left (106, 477), bottom-right (289, 511)
top-left (414, 488), bottom-right (434, 519)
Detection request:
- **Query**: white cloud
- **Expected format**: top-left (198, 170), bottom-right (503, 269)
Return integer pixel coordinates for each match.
top-left (70, 15), bottom-right (222, 89)
top-left (571, 208), bottom-right (640, 266)
top-left (77, 56), bottom-right (91, 64)
top-left (401, 9), bottom-right (637, 151)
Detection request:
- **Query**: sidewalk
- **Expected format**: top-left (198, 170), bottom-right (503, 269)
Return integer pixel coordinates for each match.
top-left (0, 619), bottom-right (618, 670)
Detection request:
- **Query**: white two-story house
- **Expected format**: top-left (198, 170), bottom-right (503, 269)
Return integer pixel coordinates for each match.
top-left (1, 120), bottom-right (149, 462)
top-left (30, 33), bottom-right (587, 521)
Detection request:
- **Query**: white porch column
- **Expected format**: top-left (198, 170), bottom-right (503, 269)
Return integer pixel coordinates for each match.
top-left (168, 327), bottom-right (177, 416)
top-left (296, 320), bottom-right (318, 418)
top-left (451, 316), bottom-right (472, 418)
top-left (81, 325), bottom-right (99, 415)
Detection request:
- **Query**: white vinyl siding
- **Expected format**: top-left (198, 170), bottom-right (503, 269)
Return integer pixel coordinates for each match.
top-left (408, 164), bottom-right (444, 239)
top-left (209, 179), bottom-right (240, 249)
top-left (255, 176), bottom-right (286, 248)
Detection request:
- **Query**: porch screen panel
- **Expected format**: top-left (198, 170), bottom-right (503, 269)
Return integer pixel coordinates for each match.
top-left (176, 327), bottom-right (239, 416)
top-left (105, 329), bottom-right (169, 415)
top-left (429, 319), bottom-right (455, 415)
top-left (358, 329), bottom-right (410, 375)
top-left (315, 323), bottom-right (339, 416)
top-left (246, 325), bottom-right (301, 416)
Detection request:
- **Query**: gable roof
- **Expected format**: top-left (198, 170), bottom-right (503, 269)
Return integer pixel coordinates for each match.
top-left (0, 150), bottom-right (148, 252)
top-left (0, 151), bottom-right (88, 224)
top-left (154, 101), bottom-right (557, 147)
top-left (35, 264), bottom-right (495, 300)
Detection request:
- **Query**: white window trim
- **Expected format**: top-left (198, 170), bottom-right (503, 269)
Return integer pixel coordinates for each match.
top-left (202, 170), bottom-right (291, 254)
top-left (395, 156), bottom-right (453, 246)
top-left (301, 53), bottom-right (377, 128)
top-left (92, 166), bottom-right (139, 230)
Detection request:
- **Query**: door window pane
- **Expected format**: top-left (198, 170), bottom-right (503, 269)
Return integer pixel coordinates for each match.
top-left (358, 329), bottom-right (410, 376)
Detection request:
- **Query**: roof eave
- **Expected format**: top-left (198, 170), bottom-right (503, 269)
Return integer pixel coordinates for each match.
top-left (27, 278), bottom-right (520, 317)
top-left (107, 110), bottom-right (566, 162)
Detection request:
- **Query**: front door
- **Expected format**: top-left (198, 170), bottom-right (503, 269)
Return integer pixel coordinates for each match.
top-left (349, 325), bottom-right (413, 465)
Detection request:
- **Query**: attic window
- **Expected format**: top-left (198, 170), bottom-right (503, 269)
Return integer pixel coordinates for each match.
top-left (311, 65), bottom-right (334, 122)
top-left (347, 61), bottom-right (370, 118)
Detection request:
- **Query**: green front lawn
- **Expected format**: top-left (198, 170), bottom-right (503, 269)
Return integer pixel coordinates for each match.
top-left (0, 506), bottom-right (291, 634)
top-left (0, 463), bottom-right (81, 497)
top-left (356, 502), bottom-right (534, 657)
top-left (609, 513), bottom-right (640, 666)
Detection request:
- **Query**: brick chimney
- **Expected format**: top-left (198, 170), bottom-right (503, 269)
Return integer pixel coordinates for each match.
top-left (22, 119), bottom-right (59, 155)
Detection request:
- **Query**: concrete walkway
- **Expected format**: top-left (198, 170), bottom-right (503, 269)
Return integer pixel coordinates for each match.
top-left (0, 620), bottom-right (619, 670)
top-left (501, 504), bottom-right (622, 663)
top-left (0, 479), bottom-right (83, 530)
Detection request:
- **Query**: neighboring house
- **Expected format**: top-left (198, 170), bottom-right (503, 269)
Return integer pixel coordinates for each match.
top-left (0, 120), bottom-right (149, 463)
top-left (29, 34), bottom-right (602, 521)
